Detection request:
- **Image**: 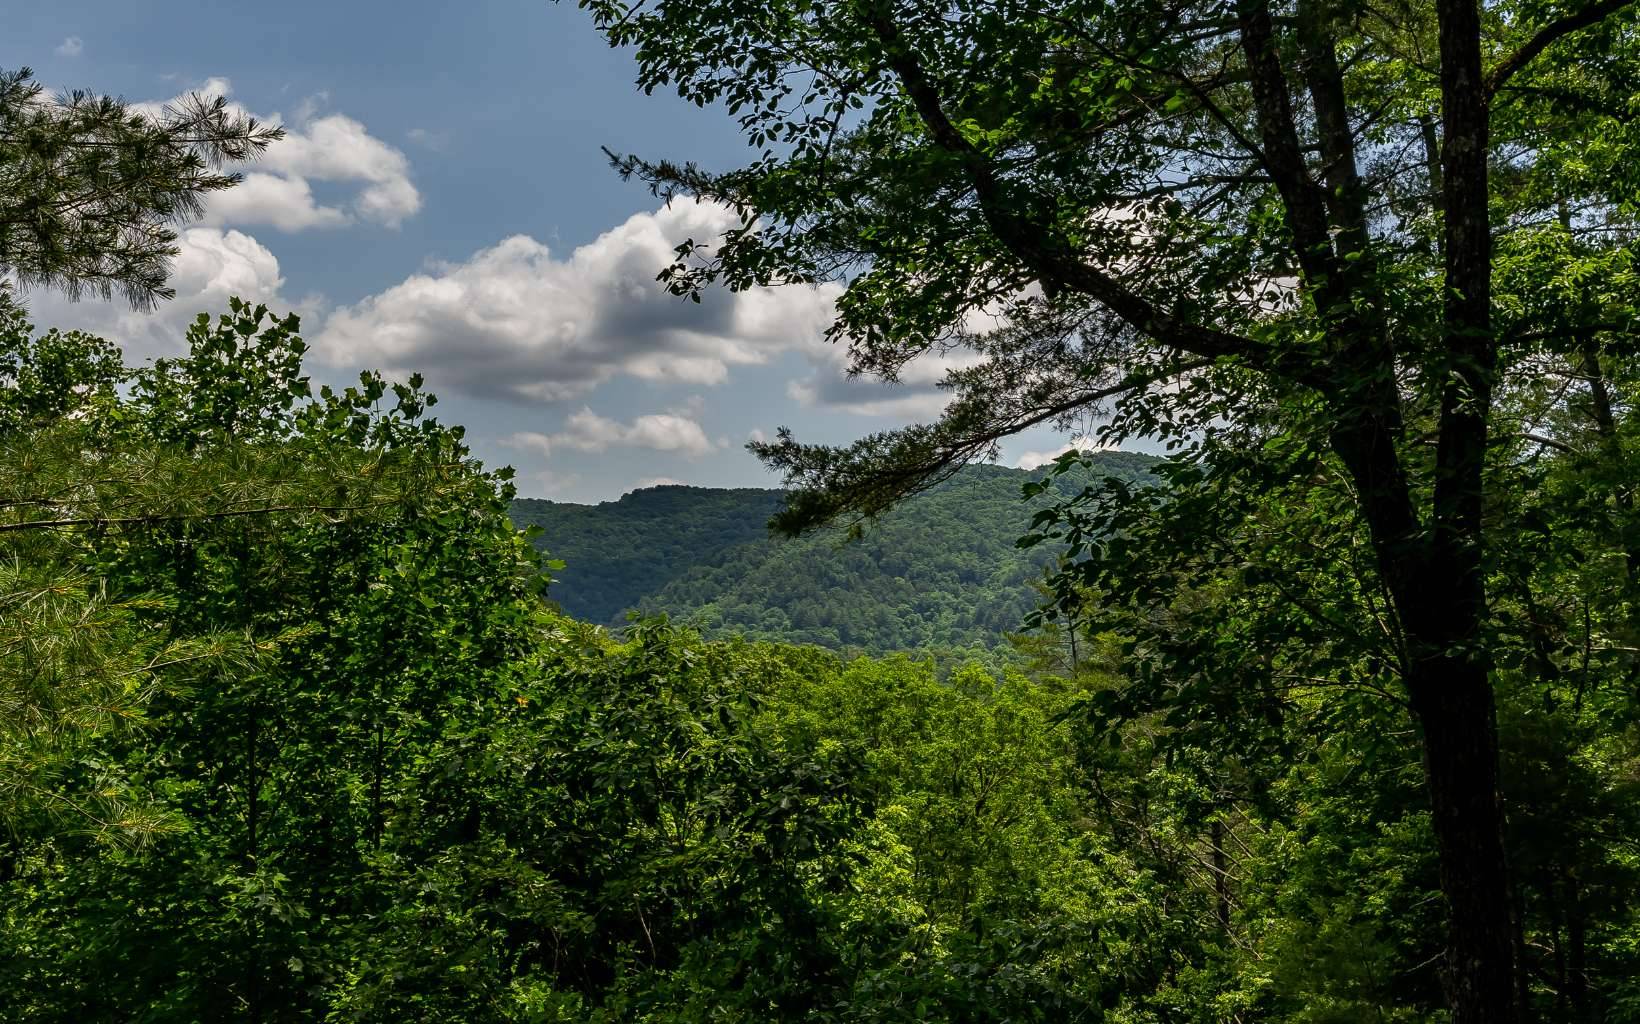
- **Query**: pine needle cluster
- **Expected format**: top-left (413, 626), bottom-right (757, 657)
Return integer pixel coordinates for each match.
top-left (0, 66), bottom-right (283, 310)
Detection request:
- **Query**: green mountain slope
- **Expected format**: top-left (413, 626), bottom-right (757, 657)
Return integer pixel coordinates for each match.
top-left (511, 485), bottom-right (783, 624)
top-left (511, 453), bottom-right (1156, 651)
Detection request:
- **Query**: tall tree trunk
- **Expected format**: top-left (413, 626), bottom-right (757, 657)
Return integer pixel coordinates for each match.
top-left (1423, 0), bottom-right (1519, 1018)
top-left (1567, 875), bottom-right (1588, 1018)
top-left (1406, 658), bottom-right (1518, 1022)
top-left (1327, 409), bottom-right (1519, 1021)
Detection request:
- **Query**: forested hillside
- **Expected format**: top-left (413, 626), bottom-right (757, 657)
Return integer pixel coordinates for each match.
top-left (511, 455), bottom-right (1157, 651)
top-left (7, 296), bottom-right (1640, 1023)
top-left (509, 486), bottom-right (784, 625)
top-left (9, 0), bottom-right (1640, 1016)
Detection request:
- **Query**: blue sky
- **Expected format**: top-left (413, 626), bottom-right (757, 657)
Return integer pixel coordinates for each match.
top-left (12, 0), bottom-right (1084, 501)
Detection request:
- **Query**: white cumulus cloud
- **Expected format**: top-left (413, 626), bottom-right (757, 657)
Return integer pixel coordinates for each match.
top-left (572, 410), bottom-right (715, 456)
top-left (204, 172), bottom-right (351, 231)
top-left (259, 110), bottom-right (421, 227)
top-left (630, 476), bottom-right (685, 491)
top-left (140, 79), bottom-right (421, 232)
top-left (781, 292), bottom-right (1017, 418)
top-left (17, 227), bottom-right (294, 361)
top-left (10, 82), bottom-right (404, 366)
top-left (785, 343), bottom-right (985, 419)
top-left (314, 199), bottom-right (841, 403)
top-left (499, 431), bottom-right (555, 459)
top-left (1015, 440), bottom-right (1114, 471)
top-left (505, 408), bottom-right (719, 458)
top-left (56, 37), bottom-right (83, 58)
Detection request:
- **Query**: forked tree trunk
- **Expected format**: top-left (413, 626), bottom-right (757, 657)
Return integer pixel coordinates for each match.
top-left (1339, 430), bottom-right (1522, 1022)
top-left (885, 0), bottom-right (1526, 1014)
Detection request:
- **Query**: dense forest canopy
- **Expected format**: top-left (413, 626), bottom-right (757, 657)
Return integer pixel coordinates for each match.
top-left (510, 455), bottom-right (1156, 651)
top-left (4, 0), bottom-right (1640, 1016)
top-left (4, 291), bottom-right (1638, 1022)
top-left (577, 0), bottom-right (1640, 1018)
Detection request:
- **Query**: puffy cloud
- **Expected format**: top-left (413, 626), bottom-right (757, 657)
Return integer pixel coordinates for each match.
top-left (203, 172), bottom-right (351, 231)
top-left (781, 291), bottom-right (1017, 418)
top-left (142, 79), bottom-right (421, 232)
top-left (499, 431), bottom-right (554, 459)
top-left (558, 408), bottom-right (718, 457)
top-left (500, 406), bottom-right (719, 459)
top-left (168, 227), bottom-right (286, 301)
top-left (786, 374), bottom-right (947, 419)
top-left (314, 199), bottom-right (841, 403)
top-left (523, 468), bottom-right (580, 498)
top-left (258, 110), bottom-right (421, 227)
top-left (17, 227), bottom-right (292, 361)
top-left (10, 83), bottom-right (405, 366)
top-left (55, 37), bottom-right (83, 57)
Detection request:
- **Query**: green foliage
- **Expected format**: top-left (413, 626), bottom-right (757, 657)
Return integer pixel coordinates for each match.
top-left (0, 67), bottom-right (282, 310)
top-left (1, 295), bottom-right (1638, 1023)
top-left (0, 295), bottom-right (518, 842)
top-left (9, 6), bottom-right (1640, 1010)
top-left (513, 456), bottom-right (1156, 653)
top-left (0, 297), bottom-right (124, 433)
top-left (758, 655), bottom-right (1167, 1021)
top-left (1020, 402), bottom-right (1640, 1016)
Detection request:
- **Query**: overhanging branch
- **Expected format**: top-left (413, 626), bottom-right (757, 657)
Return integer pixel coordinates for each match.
top-left (863, 7), bottom-right (1332, 392)
top-left (1487, 0), bottom-right (1638, 95)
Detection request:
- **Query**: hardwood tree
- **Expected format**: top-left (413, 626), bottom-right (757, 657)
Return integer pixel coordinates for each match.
top-left (577, 0), bottom-right (1640, 1017)
top-left (0, 297), bottom-right (475, 841)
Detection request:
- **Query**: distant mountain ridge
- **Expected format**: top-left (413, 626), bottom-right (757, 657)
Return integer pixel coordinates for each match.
top-left (510, 453), bottom-right (1157, 652)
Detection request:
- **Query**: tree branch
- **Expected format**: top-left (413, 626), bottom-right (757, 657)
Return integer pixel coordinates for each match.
top-left (1486, 0), bottom-right (1638, 95)
top-left (1235, 0), bottom-right (1340, 285)
top-left (863, 7), bottom-right (1331, 391)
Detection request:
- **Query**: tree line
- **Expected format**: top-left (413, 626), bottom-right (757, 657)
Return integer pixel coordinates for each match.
top-left (4, 291), bottom-right (1638, 1020)
top-left (5, 0), bottom-right (1640, 1012)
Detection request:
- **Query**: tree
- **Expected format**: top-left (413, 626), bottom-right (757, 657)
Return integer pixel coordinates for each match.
top-left (577, 0), bottom-right (1640, 1017)
top-left (0, 297), bottom-right (556, 1021)
top-left (0, 66), bottom-right (282, 309)
top-left (0, 298), bottom-right (472, 842)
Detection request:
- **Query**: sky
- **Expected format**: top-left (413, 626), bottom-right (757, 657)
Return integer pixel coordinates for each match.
top-left (10, 0), bottom-right (1088, 502)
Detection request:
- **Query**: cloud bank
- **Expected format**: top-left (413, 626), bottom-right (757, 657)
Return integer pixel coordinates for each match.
top-left (503, 406), bottom-right (718, 459)
top-left (1015, 440), bottom-right (1115, 471)
top-left (316, 199), bottom-right (841, 403)
top-left (19, 79), bottom-right (413, 360)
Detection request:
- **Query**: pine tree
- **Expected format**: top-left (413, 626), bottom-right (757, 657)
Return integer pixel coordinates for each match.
top-left (0, 66), bottom-right (282, 310)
